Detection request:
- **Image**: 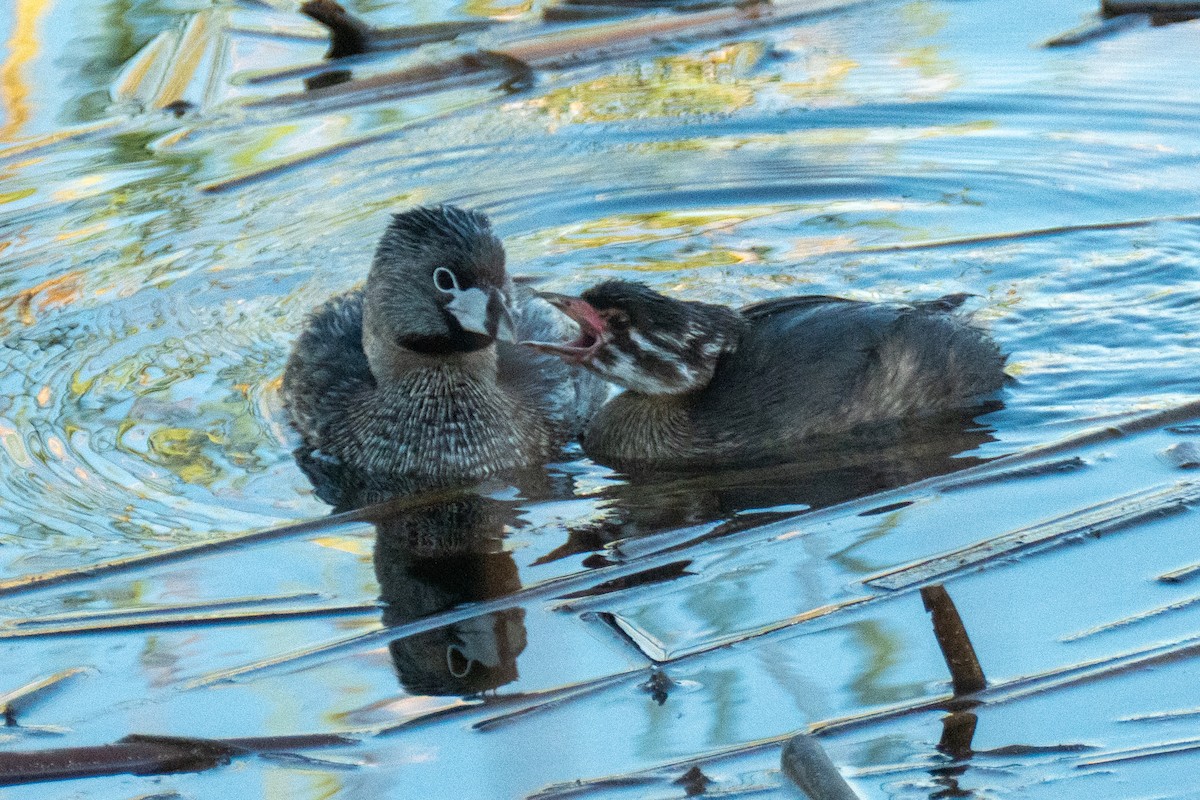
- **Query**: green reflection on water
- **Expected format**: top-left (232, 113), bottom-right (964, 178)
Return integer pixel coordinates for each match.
top-left (845, 619), bottom-right (924, 706)
top-left (534, 42), bottom-right (768, 124)
top-left (594, 246), bottom-right (761, 274)
top-left (830, 513), bottom-right (905, 576)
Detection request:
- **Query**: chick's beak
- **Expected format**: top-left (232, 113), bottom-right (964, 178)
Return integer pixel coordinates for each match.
top-left (522, 292), bottom-right (607, 363)
top-left (446, 286), bottom-right (516, 343)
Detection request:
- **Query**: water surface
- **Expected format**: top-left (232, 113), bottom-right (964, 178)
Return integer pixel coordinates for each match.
top-left (1, 0), bottom-right (1199, 797)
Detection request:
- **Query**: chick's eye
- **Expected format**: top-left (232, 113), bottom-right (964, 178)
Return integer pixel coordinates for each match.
top-left (602, 310), bottom-right (630, 329)
top-left (433, 267), bottom-right (460, 293)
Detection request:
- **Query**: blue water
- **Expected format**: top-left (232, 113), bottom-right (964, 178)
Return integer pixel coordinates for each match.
top-left (1, 0), bottom-right (1200, 797)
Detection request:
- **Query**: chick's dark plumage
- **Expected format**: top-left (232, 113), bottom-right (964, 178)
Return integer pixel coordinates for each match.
top-left (281, 206), bottom-right (606, 496)
top-left (530, 280), bottom-right (1007, 471)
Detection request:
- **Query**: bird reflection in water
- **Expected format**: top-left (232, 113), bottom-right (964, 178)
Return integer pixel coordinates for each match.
top-left (294, 403), bottom-right (1002, 696)
top-left (370, 494), bottom-right (529, 697)
top-left (540, 407), bottom-right (1003, 563)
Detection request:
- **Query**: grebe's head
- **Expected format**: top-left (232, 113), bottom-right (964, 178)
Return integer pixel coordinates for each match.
top-left (526, 281), bottom-right (743, 395)
top-left (363, 206), bottom-right (515, 374)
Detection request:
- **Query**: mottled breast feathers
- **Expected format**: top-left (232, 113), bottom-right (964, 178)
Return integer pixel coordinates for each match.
top-left (282, 285), bottom-right (607, 499)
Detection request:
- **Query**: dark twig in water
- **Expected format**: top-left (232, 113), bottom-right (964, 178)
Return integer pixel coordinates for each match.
top-left (556, 560), bottom-right (694, 600)
top-left (0, 736), bottom-right (240, 786)
top-left (1059, 593), bottom-right (1200, 642)
top-left (940, 456), bottom-right (1088, 492)
top-left (0, 732), bottom-right (358, 787)
top-left (301, 0), bottom-right (370, 57)
top-left (0, 669), bottom-right (93, 728)
top-left (300, 0), bottom-right (493, 59)
top-left (1077, 736), bottom-right (1200, 768)
top-left (543, 4), bottom-right (639, 21)
top-left (469, 672), bottom-right (638, 732)
top-left (936, 711), bottom-right (977, 759)
top-left (921, 585), bottom-right (987, 696)
top-left (0, 514), bottom-right (356, 599)
top-left (780, 734), bottom-right (862, 800)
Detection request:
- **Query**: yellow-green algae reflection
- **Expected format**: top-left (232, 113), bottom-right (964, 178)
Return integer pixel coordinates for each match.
top-left (533, 42), bottom-right (768, 124)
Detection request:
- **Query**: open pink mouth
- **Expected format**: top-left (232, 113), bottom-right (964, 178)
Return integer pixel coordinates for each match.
top-left (521, 293), bottom-right (607, 364)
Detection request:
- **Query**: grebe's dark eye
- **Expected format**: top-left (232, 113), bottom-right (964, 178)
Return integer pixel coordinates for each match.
top-left (601, 309), bottom-right (630, 329)
top-left (433, 267), bottom-right (460, 293)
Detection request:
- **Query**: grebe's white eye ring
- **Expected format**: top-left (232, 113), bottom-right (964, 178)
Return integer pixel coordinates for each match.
top-left (433, 267), bottom-right (460, 294)
top-left (447, 645), bottom-right (473, 678)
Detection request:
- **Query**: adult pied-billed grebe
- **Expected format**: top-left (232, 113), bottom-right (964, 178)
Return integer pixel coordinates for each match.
top-left (281, 206), bottom-right (607, 490)
top-left (525, 281), bottom-right (1007, 471)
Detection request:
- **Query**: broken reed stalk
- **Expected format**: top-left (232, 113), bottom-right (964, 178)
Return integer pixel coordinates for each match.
top-left (0, 735), bottom-right (238, 786)
top-left (920, 584), bottom-right (986, 696)
top-left (0, 669), bottom-right (92, 727)
top-left (0, 732), bottom-right (357, 787)
top-left (780, 734), bottom-right (862, 800)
